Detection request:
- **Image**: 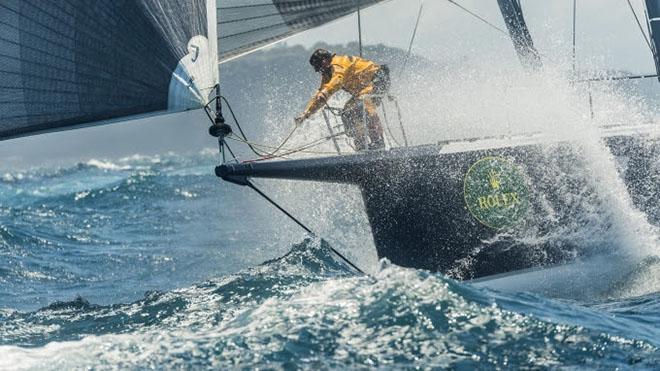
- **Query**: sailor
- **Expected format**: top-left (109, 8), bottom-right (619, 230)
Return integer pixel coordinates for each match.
top-left (295, 49), bottom-right (389, 150)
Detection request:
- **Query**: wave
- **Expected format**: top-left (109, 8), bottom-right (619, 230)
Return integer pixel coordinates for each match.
top-left (85, 159), bottom-right (133, 171)
top-left (0, 151), bottom-right (218, 206)
top-left (0, 151), bottom-right (224, 307)
top-left (0, 239), bottom-right (658, 369)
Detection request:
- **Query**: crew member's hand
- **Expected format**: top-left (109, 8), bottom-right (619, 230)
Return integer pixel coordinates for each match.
top-left (294, 114), bottom-right (306, 126)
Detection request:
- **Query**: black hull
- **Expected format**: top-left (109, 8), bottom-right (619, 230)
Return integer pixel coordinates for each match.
top-left (217, 126), bottom-right (659, 280)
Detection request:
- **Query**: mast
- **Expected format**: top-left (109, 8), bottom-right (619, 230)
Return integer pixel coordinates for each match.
top-left (496, 0), bottom-right (542, 70)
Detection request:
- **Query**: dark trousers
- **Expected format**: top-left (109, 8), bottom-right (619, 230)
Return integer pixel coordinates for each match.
top-left (341, 97), bottom-right (384, 150)
top-left (339, 65), bottom-right (390, 150)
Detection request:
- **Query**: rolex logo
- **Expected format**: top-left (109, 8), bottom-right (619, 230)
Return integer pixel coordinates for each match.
top-left (465, 157), bottom-right (529, 229)
top-left (488, 169), bottom-right (501, 190)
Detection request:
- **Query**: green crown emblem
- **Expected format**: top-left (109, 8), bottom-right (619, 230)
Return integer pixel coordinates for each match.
top-left (464, 157), bottom-right (530, 229)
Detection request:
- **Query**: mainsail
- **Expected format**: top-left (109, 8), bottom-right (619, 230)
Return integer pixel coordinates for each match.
top-left (217, 0), bottom-right (385, 62)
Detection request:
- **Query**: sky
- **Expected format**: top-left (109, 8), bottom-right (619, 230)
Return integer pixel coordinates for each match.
top-left (0, 0), bottom-right (657, 170)
top-left (291, 0), bottom-right (656, 73)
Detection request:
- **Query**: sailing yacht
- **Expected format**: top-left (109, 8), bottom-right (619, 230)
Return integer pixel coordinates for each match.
top-left (1, 1), bottom-right (658, 284)
top-left (214, 0), bottom-right (660, 281)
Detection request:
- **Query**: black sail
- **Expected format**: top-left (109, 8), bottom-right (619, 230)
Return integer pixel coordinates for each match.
top-left (217, 0), bottom-right (386, 62)
top-left (0, 0), bottom-right (218, 140)
top-left (645, 0), bottom-right (660, 79)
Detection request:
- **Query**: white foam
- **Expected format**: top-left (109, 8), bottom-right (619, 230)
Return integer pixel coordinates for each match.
top-left (85, 159), bottom-right (132, 171)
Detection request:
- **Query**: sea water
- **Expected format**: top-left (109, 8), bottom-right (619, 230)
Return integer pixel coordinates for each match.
top-left (0, 152), bottom-right (658, 369)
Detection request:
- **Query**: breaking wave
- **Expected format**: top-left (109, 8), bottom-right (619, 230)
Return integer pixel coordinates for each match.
top-left (0, 239), bottom-right (658, 369)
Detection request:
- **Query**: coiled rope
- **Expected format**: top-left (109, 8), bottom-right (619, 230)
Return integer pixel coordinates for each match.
top-left (226, 132), bottom-right (346, 162)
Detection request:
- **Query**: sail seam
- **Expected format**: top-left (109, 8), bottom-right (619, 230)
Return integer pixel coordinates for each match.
top-left (0, 3), bottom-right (178, 91)
top-left (0, 54), bottom-right (158, 92)
top-left (15, 0), bottom-right (183, 86)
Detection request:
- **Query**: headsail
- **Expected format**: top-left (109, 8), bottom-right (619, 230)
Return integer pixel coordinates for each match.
top-left (0, 0), bottom-right (218, 140)
top-left (496, 0), bottom-right (542, 69)
top-left (217, 0), bottom-right (386, 63)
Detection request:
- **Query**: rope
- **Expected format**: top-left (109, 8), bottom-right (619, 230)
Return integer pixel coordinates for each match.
top-left (220, 95), bottom-right (272, 158)
top-left (626, 0), bottom-right (654, 53)
top-left (226, 132), bottom-right (337, 154)
top-left (255, 125), bottom-right (299, 158)
top-left (268, 134), bottom-right (344, 158)
top-left (227, 131), bottom-right (346, 162)
top-left (218, 95), bottom-right (351, 161)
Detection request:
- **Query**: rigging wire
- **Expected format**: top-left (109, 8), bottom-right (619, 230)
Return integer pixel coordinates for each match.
top-left (626, 0), bottom-right (654, 53)
top-left (357, 0), bottom-right (364, 57)
top-left (572, 0), bottom-right (577, 74)
top-left (442, 0), bottom-right (561, 66)
top-left (444, 0), bottom-right (509, 36)
top-left (244, 180), bottom-right (365, 275)
top-left (218, 139), bottom-right (365, 275)
top-left (566, 1), bottom-right (659, 84)
top-left (400, 1), bottom-right (425, 79)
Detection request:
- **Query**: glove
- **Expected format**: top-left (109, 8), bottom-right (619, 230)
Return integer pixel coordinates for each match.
top-left (294, 114), bottom-right (306, 126)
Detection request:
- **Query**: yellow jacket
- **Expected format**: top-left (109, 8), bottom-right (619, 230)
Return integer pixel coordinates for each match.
top-left (303, 55), bottom-right (380, 118)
